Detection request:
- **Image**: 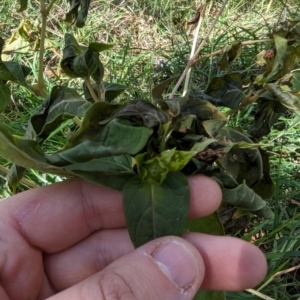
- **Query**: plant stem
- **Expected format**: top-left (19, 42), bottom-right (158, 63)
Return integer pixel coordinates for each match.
top-left (37, 0), bottom-right (58, 93)
top-left (85, 77), bottom-right (99, 102)
top-left (46, 0), bottom-right (58, 14)
top-left (97, 82), bottom-right (106, 101)
top-left (183, 3), bottom-right (206, 96)
top-left (73, 116), bottom-right (82, 127)
top-left (169, 0), bottom-right (229, 99)
top-left (193, 39), bottom-right (274, 65)
top-left (38, 0), bottom-right (47, 91)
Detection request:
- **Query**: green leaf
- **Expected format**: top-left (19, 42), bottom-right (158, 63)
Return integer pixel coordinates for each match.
top-left (103, 82), bottom-right (127, 102)
top-left (103, 100), bottom-right (169, 128)
top-left (91, 60), bottom-right (104, 84)
top-left (186, 212), bottom-right (224, 235)
top-left (291, 69), bottom-right (300, 91)
top-left (6, 164), bottom-right (26, 194)
top-left (217, 128), bottom-right (263, 187)
top-left (214, 172), bottom-right (274, 220)
top-left (135, 152), bottom-right (170, 185)
top-left (17, 0), bottom-right (28, 11)
top-left (64, 155), bottom-right (135, 191)
top-left (193, 290), bottom-right (226, 300)
top-left (266, 35), bottom-right (288, 82)
top-left (135, 149), bottom-right (196, 184)
top-left (218, 41), bottom-right (242, 72)
top-left (61, 34), bottom-right (104, 79)
top-left (79, 101), bottom-right (123, 129)
top-left (265, 83), bottom-right (300, 113)
top-left (205, 73), bottom-right (245, 109)
top-left (76, 0), bottom-right (91, 27)
top-left (72, 49), bottom-right (99, 77)
top-left (282, 45), bottom-right (300, 75)
top-left (88, 42), bottom-right (114, 52)
top-left (62, 34), bottom-right (83, 58)
top-left (123, 172), bottom-right (190, 248)
top-left (0, 81), bottom-right (11, 113)
top-left (251, 149), bottom-right (275, 200)
top-left (0, 123), bottom-right (71, 176)
top-left (191, 138), bottom-right (218, 152)
top-left (202, 120), bottom-right (227, 138)
top-left (47, 119), bottom-right (153, 166)
top-left (222, 182), bottom-right (274, 220)
top-left (31, 86), bottom-right (91, 141)
top-left (0, 61), bottom-right (31, 88)
top-left (248, 96), bottom-right (288, 138)
top-left (0, 37), bottom-right (4, 58)
top-left (65, 0), bottom-right (91, 28)
top-left (180, 96), bottom-right (227, 122)
top-left (152, 75), bottom-right (179, 102)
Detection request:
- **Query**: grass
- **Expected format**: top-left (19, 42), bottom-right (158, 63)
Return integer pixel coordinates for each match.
top-left (0, 0), bottom-right (300, 299)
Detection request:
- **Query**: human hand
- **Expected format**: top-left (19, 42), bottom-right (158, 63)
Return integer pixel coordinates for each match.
top-left (0, 176), bottom-right (267, 300)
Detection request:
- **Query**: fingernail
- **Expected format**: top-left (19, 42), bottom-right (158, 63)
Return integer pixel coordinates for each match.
top-left (151, 240), bottom-right (199, 289)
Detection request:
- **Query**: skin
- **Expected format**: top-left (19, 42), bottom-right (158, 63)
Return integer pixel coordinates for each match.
top-left (0, 175), bottom-right (267, 300)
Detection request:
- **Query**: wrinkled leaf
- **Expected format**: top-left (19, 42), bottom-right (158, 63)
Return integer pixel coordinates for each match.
top-left (266, 35), bottom-right (288, 82)
top-left (251, 149), bottom-right (275, 200)
top-left (248, 96), bottom-right (288, 138)
top-left (282, 45), bottom-right (300, 75)
top-left (47, 119), bottom-right (153, 166)
top-left (202, 120), bottom-right (227, 138)
top-left (0, 123), bottom-right (71, 176)
top-left (17, 0), bottom-right (28, 11)
top-left (135, 148), bottom-right (196, 184)
top-left (103, 82), bottom-right (127, 102)
top-left (217, 128), bottom-right (263, 187)
top-left (6, 122), bottom-right (38, 193)
top-left (62, 33), bottom-right (83, 58)
top-left (64, 155), bottom-right (135, 191)
top-left (123, 172), bottom-right (190, 248)
top-left (6, 164), bottom-right (26, 194)
top-left (218, 41), bottom-right (242, 72)
top-left (103, 100), bottom-right (169, 128)
top-left (152, 75), bottom-right (179, 102)
top-left (61, 34), bottom-right (105, 79)
top-left (180, 96), bottom-right (227, 121)
top-left (0, 81), bottom-right (11, 113)
top-left (152, 76), bottom-right (182, 117)
top-left (31, 86), bottom-right (91, 141)
top-left (191, 138), bottom-right (217, 152)
top-left (214, 172), bottom-right (274, 220)
top-left (65, 0), bottom-right (91, 28)
top-left (222, 182), bottom-right (274, 219)
top-left (62, 49), bottom-right (100, 78)
top-left (291, 69), bottom-right (300, 90)
top-left (266, 83), bottom-right (300, 112)
top-left (206, 73), bottom-right (245, 109)
top-left (0, 61), bottom-right (31, 88)
top-left (79, 101), bottom-right (123, 130)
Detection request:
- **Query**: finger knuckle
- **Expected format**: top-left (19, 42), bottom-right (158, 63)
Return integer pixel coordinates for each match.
top-left (96, 271), bottom-right (136, 300)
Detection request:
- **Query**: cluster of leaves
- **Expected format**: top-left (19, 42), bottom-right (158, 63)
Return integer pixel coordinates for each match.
top-left (1, 2), bottom-right (300, 253)
top-left (17, 0), bottom-right (91, 28)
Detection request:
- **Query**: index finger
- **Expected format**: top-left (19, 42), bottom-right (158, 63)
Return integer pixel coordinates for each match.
top-left (1, 175), bottom-right (221, 253)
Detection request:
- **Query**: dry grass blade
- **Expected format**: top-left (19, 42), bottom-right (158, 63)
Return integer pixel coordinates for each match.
top-left (169, 0), bottom-right (229, 99)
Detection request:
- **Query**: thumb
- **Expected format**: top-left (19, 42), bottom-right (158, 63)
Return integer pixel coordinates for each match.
top-left (47, 236), bottom-right (205, 300)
